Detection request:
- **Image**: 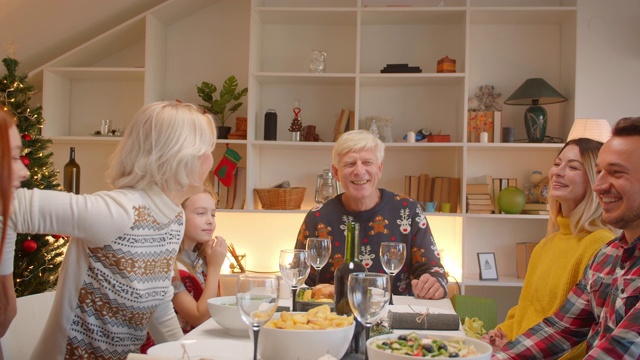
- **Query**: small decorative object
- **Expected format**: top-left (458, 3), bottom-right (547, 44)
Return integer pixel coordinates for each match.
top-left (214, 146), bottom-right (242, 187)
top-left (369, 119), bottom-right (379, 138)
top-left (406, 131), bottom-right (416, 143)
top-left (502, 127), bottom-right (515, 143)
top-left (524, 170), bottom-right (544, 203)
top-left (472, 85), bottom-right (502, 111)
top-left (477, 252), bottom-right (498, 280)
top-left (497, 186), bottom-right (526, 214)
top-left (100, 119), bottom-right (111, 135)
top-left (196, 75), bottom-right (248, 139)
top-left (264, 109), bottom-right (277, 141)
top-left (309, 50), bottom-right (327, 73)
top-left (228, 117), bottom-right (248, 140)
top-left (288, 99), bottom-right (303, 141)
top-left (467, 110), bottom-right (501, 143)
top-left (426, 134), bottom-right (451, 142)
top-left (436, 56), bottom-right (456, 73)
top-left (504, 78), bottom-right (567, 143)
top-left (365, 116), bottom-right (393, 143)
top-left (227, 242), bottom-right (246, 273)
top-left (315, 168), bottom-right (339, 204)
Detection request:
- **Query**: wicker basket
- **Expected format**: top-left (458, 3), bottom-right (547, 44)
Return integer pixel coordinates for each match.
top-left (255, 187), bottom-right (306, 210)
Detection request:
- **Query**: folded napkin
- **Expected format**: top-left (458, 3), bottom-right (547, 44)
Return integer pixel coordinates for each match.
top-left (387, 310), bottom-right (460, 330)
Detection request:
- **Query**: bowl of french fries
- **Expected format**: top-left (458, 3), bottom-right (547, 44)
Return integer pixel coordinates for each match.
top-left (256, 305), bottom-right (355, 360)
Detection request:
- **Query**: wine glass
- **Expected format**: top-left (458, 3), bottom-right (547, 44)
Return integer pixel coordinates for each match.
top-left (306, 238), bottom-right (331, 286)
top-left (236, 274), bottom-right (279, 360)
top-left (279, 249), bottom-right (310, 311)
top-left (347, 272), bottom-right (390, 360)
top-left (380, 242), bottom-right (406, 305)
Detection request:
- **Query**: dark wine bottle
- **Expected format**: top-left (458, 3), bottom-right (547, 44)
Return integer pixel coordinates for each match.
top-left (334, 221), bottom-right (367, 354)
top-left (334, 221), bottom-right (366, 314)
top-left (63, 147), bottom-right (80, 194)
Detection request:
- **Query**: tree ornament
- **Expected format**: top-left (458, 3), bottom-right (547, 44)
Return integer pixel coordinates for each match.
top-left (21, 133), bottom-right (32, 141)
top-left (20, 155), bottom-right (30, 167)
top-left (22, 238), bottom-right (37, 253)
top-left (214, 145), bottom-right (242, 187)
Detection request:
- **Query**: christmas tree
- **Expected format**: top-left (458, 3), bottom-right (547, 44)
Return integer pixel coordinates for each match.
top-left (1, 55), bottom-right (68, 297)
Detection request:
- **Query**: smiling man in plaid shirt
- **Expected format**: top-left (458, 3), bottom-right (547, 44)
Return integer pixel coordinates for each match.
top-left (490, 117), bottom-right (640, 359)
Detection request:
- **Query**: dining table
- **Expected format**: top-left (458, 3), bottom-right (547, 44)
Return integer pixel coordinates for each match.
top-left (171, 295), bottom-right (464, 360)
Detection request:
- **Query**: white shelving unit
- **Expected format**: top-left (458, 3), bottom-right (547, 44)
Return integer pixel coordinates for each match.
top-left (28, 0), bottom-right (577, 306)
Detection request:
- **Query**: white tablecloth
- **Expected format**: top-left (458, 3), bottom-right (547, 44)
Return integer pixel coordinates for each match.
top-left (176, 295), bottom-right (463, 359)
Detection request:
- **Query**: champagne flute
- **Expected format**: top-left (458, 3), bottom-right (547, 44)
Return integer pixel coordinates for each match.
top-left (279, 249), bottom-right (310, 311)
top-left (347, 272), bottom-right (390, 360)
top-left (306, 237), bottom-right (331, 286)
top-left (380, 242), bottom-right (406, 305)
top-left (236, 274), bottom-right (279, 360)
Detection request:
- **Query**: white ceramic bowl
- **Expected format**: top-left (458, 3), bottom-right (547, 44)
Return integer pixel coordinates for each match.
top-left (366, 332), bottom-right (492, 360)
top-left (207, 296), bottom-right (250, 337)
top-left (256, 311), bottom-right (355, 360)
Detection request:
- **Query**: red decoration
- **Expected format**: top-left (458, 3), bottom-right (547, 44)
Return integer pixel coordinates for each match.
top-left (21, 133), bottom-right (32, 141)
top-left (22, 239), bottom-right (37, 253)
top-left (20, 155), bottom-right (30, 167)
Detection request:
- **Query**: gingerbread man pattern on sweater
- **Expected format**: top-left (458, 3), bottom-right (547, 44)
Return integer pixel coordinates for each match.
top-left (295, 188), bottom-right (447, 296)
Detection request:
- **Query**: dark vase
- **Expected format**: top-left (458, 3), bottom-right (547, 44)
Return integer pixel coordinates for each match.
top-left (217, 126), bottom-right (231, 139)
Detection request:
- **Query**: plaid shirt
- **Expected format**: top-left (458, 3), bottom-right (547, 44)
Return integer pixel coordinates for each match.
top-left (494, 233), bottom-right (640, 359)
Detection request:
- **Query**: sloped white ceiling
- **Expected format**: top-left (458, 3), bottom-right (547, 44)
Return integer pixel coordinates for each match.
top-left (0, 0), bottom-right (169, 74)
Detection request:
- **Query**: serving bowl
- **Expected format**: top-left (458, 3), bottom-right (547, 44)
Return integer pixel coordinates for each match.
top-left (256, 311), bottom-right (355, 360)
top-left (366, 332), bottom-right (492, 360)
top-left (207, 296), bottom-right (250, 337)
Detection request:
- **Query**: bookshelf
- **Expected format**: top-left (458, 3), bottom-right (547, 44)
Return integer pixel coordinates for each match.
top-left (29, 0), bottom-right (577, 306)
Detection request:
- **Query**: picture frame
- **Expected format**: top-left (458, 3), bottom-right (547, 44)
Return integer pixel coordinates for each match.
top-left (477, 252), bottom-right (499, 280)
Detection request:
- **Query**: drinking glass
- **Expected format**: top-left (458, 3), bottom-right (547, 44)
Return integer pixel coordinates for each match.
top-left (279, 249), bottom-right (310, 311)
top-left (380, 242), bottom-right (406, 305)
top-left (347, 273), bottom-right (390, 360)
top-left (236, 274), bottom-right (279, 360)
top-left (306, 238), bottom-right (331, 286)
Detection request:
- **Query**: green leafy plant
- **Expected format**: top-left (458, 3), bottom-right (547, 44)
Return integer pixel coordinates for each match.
top-left (196, 75), bottom-right (248, 127)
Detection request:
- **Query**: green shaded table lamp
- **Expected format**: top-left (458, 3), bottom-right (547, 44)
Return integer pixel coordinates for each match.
top-left (504, 78), bottom-right (567, 143)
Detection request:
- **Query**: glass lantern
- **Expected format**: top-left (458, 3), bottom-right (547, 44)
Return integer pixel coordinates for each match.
top-left (315, 169), bottom-right (339, 204)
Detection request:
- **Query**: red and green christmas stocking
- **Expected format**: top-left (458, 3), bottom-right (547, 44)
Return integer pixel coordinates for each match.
top-left (214, 146), bottom-right (242, 187)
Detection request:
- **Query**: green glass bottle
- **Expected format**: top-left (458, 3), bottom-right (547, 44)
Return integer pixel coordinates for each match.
top-left (334, 220), bottom-right (367, 354)
top-left (63, 147), bottom-right (80, 194)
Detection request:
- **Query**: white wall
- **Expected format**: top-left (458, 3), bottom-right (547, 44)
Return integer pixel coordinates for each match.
top-left (575, 0), bottom-right (640, 124)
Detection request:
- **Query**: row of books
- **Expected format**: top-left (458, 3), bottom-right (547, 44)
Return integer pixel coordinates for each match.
top-left (333, 108), bottom-right (356, 141)
top-left (404, 174), bottom-right (460, 213)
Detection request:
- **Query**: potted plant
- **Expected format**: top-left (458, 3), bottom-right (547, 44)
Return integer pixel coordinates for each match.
top-left (196, 75), bottom-right (248, 139)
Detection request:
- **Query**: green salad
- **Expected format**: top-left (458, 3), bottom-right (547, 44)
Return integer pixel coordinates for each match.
top-left (371, 332), bottom-right (479, 358)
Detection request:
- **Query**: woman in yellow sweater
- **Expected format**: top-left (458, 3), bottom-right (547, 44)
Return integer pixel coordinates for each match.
top-left (483, 137), bottom-right (617, 359)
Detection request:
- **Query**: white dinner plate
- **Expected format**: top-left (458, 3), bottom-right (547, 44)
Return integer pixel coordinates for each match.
top-left (147, 339), bottom-right (252, 359)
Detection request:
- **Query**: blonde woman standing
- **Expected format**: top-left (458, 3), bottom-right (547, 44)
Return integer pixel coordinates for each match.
top-left (3, 101), bottom-right (217, 360)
